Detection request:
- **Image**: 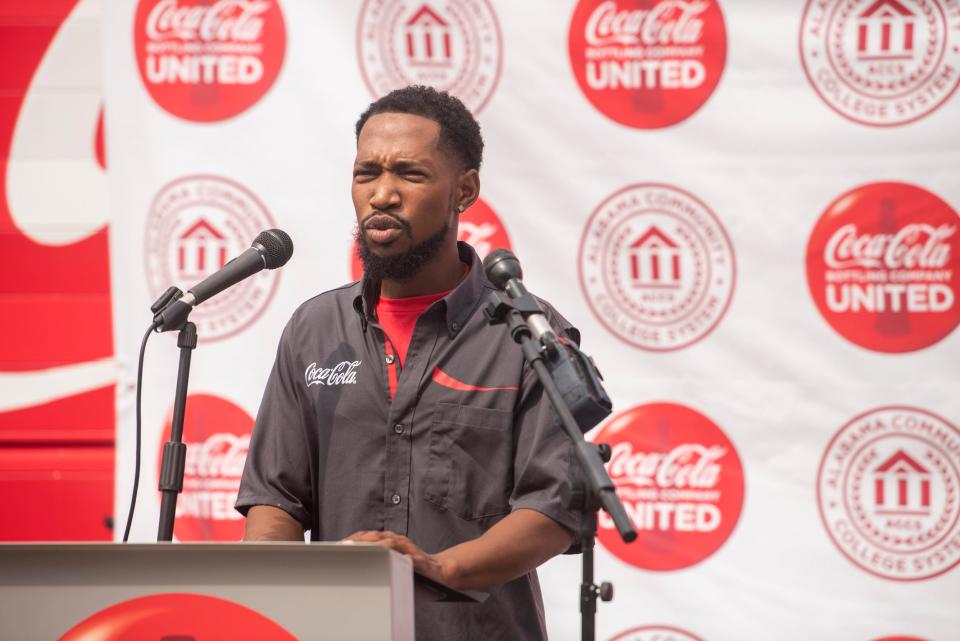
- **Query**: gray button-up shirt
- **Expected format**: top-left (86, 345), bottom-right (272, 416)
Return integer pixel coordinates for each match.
top-left (237, 242), bottom-right (581, 641)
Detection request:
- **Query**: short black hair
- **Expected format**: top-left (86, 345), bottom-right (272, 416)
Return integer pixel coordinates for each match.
top-left (355, 85), bottom-right (483, 172)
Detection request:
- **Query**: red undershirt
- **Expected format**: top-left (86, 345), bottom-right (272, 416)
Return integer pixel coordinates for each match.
top-left (376, 265), bottom-right (469, 376)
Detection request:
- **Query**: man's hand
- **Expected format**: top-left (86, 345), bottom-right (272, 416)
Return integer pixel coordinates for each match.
top-left (342, 508), bottom-right (573, 591)
top-left (341, 530), bottom-right (451, 586)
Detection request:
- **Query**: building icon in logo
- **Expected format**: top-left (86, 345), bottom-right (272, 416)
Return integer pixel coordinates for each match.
top-left (873, 449), bottom-right (931, 515)
top-left (856, 0), bottom-right (916, 60)
top-left (177, 218), bottom-right (228, 279)
top-left (629, 227), bottom-right (682, 288)
top-left (405, 5), bottom-right (452, 67)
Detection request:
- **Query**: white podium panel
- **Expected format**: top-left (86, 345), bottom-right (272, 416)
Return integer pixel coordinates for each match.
top-left (0, 543), bottom-right (415, 641)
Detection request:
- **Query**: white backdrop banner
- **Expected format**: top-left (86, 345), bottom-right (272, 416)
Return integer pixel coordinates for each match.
top-left (104, 1), bottom-right (960, 640)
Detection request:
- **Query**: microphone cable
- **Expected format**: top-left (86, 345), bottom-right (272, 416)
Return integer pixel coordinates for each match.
top-left (122, 322), bottom-right (157, 542)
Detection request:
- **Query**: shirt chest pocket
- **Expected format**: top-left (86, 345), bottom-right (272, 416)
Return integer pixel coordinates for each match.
top-left (423, 402), bottom-right (513, 521)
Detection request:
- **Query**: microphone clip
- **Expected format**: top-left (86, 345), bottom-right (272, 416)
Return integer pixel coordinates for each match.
top-left (150, 286), bottom-right (190, 333)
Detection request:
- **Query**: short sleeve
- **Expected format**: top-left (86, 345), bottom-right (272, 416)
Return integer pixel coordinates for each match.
top-left (235, 319), bottom-right (314, 529)
top-left (508, 303), bottom-right (582, 535)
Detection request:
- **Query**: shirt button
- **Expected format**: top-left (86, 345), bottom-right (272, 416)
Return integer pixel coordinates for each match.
top-left (390, 493), bottom-right (401, 505)
top-left (451, 321), bottom-right (460, 332)
top-left (393, 423), bottom-right (404, 435)
top-left (385, 354), bottom-right (395, 365)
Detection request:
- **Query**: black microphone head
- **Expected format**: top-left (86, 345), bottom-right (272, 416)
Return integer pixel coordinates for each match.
top-left (483, 248), bottom-right (522, 290)
top-left (254, 229), bottom-right (294, 269)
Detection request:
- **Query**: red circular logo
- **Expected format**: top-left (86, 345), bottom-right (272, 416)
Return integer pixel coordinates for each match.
top-left (144, 175), bottom-right (281, 342)
top-left (357, 0), bottom-right (503, 114)
top-left (806, 181), bottom-right (960, 353)
top-left (349, 197), bottom-right (511, 280)
top-left (157, 394), bottom-right (252, 541)
top-left (817, 406), bottom-right (960, 581)
top-left (59, 593), bottom-right (296, 641)
top-left (593, 403), bottom-right (745, 571)
top-left (873, 637), bottom-right (932, 641)
top-left (579, 183), bottom-right (735, 351)
top-left (134, 0), bottom-right (287, 122)
top-left (607, 625), bottom-right (707, 641)
top-left (568, 0), bottom-right (727, 129)
top-left (800, 0), bottom-right (960, 127)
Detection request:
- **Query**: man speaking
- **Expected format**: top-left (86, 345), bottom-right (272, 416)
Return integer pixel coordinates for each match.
top-left (236, 85), bottom-right (580, 640)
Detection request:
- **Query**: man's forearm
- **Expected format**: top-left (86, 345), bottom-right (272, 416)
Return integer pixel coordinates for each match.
top-left (436, 508), bottom-right (574, 590)
top-left (243, 505), bottom-right (305, 541)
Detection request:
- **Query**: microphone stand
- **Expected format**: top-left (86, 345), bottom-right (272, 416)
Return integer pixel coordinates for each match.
top-left (150, 288), bottom-right (198, 542)
top-left (484, 293), bottom-right (636, 641)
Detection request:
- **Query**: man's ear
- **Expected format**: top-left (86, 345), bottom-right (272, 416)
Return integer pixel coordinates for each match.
top-left (456, 169), bottom-right (480, 212)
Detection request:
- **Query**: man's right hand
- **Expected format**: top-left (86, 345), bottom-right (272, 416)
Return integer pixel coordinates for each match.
top-left (243, 505), bottom-right (305, 541)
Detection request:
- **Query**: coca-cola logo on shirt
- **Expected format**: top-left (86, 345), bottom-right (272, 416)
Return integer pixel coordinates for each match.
top-left (134, 0), bottom-right (286, 122)
top-left (593, 402), bottom-right (744, 571)
top-left (349, 197), bottom-right (511, 280)
top-left (568, 0), bottom-right (727, 128)
top-left (305, 360), bottom-right (361, 387)
top-left (58, 593), bottom-right (297, 641)
top-left (157, 394), bottom-right (253, 541)
top-left (806, 182), bottom-right (960, 353)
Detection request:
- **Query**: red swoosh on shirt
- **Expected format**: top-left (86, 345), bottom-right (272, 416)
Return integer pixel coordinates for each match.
top-left (431, 367), bottom-right (519, 392)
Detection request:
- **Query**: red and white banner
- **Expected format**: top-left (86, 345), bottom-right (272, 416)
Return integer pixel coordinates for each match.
top-left (1, 0), bottom-right (956, 639)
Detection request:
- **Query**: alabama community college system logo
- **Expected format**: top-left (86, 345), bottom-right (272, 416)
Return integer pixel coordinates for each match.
top-left (806, 181), bottom-right (960, 353)
top-left (800, 0), bottom-right (960, 127)
top-left (817, 406), bottom-right (960, 581)
top-left (135, 0), bottom-right (287, 122)
top-left (579, 183), bottom-right (735, 351)
top-left (568, 0), bottom-right (727, 129)
top-left (350, 197), bottom-right (511, 279)
top-left (157, 394), bottom-right (253, 542)
top-left (145, 175), bottom-right (280, 342)
top-left (607, 626), bottom-right (707, 641)
top-left (59, 593), bottom-right (296, 641)
top-left (357, 0), bottom-right (502, 113)
top-left (593, 403), bottom-right (744, 571)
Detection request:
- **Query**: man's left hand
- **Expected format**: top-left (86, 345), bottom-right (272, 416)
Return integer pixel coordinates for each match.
top-left (342, 530), bottom-right (455, 587)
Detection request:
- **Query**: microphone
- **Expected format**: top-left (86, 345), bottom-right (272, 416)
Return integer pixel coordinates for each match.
top-left (483, 248), bottom-right (556, 345)
top-left (483, 247), bottom-right (612, 432)
top-left (154, 228), bottom-right (293, 332)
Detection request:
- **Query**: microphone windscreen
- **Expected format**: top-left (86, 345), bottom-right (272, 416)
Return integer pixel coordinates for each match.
top-left (255, 229), bottom-right (294, 269)
top-left (483, 248), bottom-right (522, 289)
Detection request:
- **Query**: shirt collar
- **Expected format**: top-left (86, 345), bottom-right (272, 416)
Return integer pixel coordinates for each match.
top-left (353, 241), bottom-right (487, 338)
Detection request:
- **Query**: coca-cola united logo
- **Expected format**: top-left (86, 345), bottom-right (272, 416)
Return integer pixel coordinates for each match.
top-left (817, 406), bottom-right (960, 581)
top-left (800, 0), bottom-right (960, 127)
top-left (568, 0), bottom-right (727, 128)
top-left (134, 0), bottom-right (287, 122)
top-left (58, 593), bottom-right (297, 641)
top-left (593, 402), bottom-right (745, 571)
top-left (350, 197), bottom-right (511, 280)
top-left (607, 625), bottom-right (707, 641)
top-left (157, 393), bottom-right (252, 541)
top-left (806, 181), bottom-right (960, 353)
top-left (356, 0), bottom-right (503, 114)
top-left (305, 360), bottom-right (361, 387)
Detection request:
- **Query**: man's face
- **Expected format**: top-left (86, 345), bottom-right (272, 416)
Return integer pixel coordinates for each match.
top-left (352, 112), bottom-right (461, 270)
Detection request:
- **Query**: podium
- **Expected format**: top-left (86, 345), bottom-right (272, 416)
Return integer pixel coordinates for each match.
top-left (0, 542), bottom-right (481, 641)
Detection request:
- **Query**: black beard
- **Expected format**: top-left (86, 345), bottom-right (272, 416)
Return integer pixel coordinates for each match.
top-left (355, 219), bottom-right (451, 282)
